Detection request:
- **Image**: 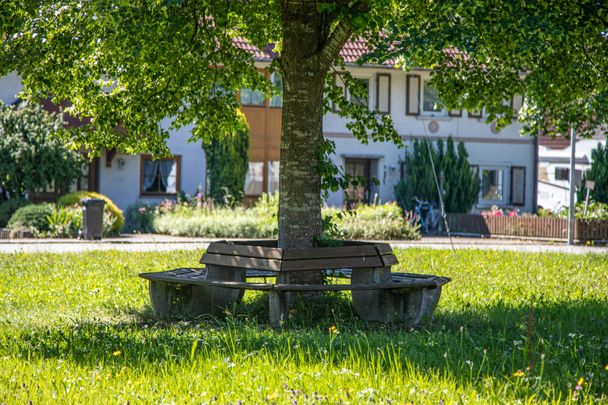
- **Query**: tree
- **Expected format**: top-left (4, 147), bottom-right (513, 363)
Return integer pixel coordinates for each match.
top-left (443, 140), bottom-right (480, 213)
top-left (578, 143), bottom-right (608, 204)
top-left (1, 0), bottom-right (398, 255)
top-left (0, 101), bottom-right (85, 200)
top-left (4, 1), bottom-right (607, 254)
top-left (395, 137), bottom-right (479, 213)
top-left (371, 1), bottom-right (608, 139)
top-left (203, 110), bottom-right (249, 205)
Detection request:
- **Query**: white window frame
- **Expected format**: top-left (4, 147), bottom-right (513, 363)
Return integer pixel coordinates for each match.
top-left (421, 79), bottom-right (446, 117)
top-left (478, 166), bottom-right (507, 206)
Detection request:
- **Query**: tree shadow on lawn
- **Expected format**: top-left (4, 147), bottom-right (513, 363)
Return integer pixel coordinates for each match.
top-left (8, 294), bottom-right (608, 399)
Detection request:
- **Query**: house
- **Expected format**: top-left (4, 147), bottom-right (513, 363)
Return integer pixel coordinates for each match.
top-left (1, 39), bottom-right (537, 213)
top-left (537, 134), bottom-right (605, 212)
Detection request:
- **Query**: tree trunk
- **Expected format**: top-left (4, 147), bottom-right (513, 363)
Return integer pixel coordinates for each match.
top-left (278, 2), bottom-right (350, 283)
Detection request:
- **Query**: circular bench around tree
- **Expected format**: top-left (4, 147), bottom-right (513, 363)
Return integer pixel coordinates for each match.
top-left (139, 240), bottom-right (450, 327)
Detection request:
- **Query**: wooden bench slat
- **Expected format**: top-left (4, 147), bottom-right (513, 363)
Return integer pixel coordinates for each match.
top-left (206, 241), bottom-right (283, 260)
top-left (200, 253), bottom-right (282, 271)
top-left (282, 245), bottom-right (379, 260)
top-left (139, 268), bottom-right (448, 291)
top-left (280, 256), bottom-right (385, 271)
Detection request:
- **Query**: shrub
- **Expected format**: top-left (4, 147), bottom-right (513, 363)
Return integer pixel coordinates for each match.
top-left (0, 101), bottom-right (85, 199)
top-left (395, 137), bottom-right (479, 213)
top-left (152, 194), bottom-right (420, 240)
top-left (203, 110), bottom-right (249, 205)
top-left (124, 202), bottom-right (156, 233)
top-left (58, 191), bottom-right (124, 234)
top-left (7, 204), bottom-right (54, 234)
top-left (324, 203), bottom-right (421, 240)
top-left (46, 206), bottom-right (82, 238)
top-left (0, 199), bottom-right (29, 228)
top-left (578, 143), bottom-right (608, 204)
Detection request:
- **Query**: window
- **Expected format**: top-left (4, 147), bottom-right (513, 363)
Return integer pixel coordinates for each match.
top-left (140, 155), bottom-right (180, 195)
top-left (269, 73), bottom-right (283, 108)
top-left (376, 74), bottom-right (391, 114)
top-left (480, 168), bottom-right (504, 202)
top-left (422, 80), bottom-right (442, 114)
top-left (348, 78), bottom-right (370, 109)
top-left (244, 161), bottom-right (264, 196)
top-left (345, 158), bottom-right (372, 204)
top-left (510, 166), bottom-right (526, 206)
top-left (268, 160), bottom-right (280, 193)
top-left (555, 167), bottom-right (569, 181)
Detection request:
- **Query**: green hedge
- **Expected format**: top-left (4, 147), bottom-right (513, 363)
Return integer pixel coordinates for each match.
top-left (7, 204), bottom-right (54, 234)
top-left (0, 199), bottom-right (29, 228)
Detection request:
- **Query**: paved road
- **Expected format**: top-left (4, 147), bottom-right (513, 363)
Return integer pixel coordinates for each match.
top-left (0, 234), bottom-right (606, 255)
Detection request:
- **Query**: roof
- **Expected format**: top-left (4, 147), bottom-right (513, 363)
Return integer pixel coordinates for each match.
top-left (232, 37), bottom-right (396, 67)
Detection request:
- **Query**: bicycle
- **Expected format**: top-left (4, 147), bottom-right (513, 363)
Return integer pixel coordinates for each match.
top-left (413, 197), bottom-right (441, 234)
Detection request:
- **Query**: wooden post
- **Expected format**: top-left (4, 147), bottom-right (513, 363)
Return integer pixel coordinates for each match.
top-left (269, 272), bottom-right (290, 328)
top-left (568, 127), bottom-right (576, 245)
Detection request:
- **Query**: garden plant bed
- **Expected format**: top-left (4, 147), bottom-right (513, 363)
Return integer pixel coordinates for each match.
top-left (140, 240), bottom-right (450, 327)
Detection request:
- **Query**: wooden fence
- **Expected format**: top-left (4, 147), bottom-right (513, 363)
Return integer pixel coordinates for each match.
top-left (446, 214), bottom-right (608, 243)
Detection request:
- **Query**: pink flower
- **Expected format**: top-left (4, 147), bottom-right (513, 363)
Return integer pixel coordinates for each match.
top-left (494, 211), bottom-right (502, 216)
top-left (138, 207), bottom-right (146, 213)
top-left (197, 192), bottom-right (203, 200)
top-left (508, 211), bottom-right (518, 217)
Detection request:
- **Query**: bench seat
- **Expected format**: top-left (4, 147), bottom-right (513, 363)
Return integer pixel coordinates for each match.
top-left (139, 267), bottom-right (450, 326)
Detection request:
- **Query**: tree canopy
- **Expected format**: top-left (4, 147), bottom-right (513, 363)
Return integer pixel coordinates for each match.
top-left (372, 1), bottom-right (608, 138)
top-left (2, 0), bottom-right (607, 248)
top-left (0, 101), bottom-right (85, 199)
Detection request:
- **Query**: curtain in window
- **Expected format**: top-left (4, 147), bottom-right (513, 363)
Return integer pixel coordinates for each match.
top-left (159, 160), bottom-right (176, 193)
top-left (142, 160), bottom-right (159, 192)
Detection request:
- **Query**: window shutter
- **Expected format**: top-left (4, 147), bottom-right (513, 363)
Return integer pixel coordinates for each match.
top-left (376, 74), bottom-right (391, 114)
top-left (405, 74), bottom-right (420, 115)
top-left (448, 109), bottom-right (462, 117)
top-left (332, 72), bottom-right (347, 112)
top-left (512, 95), bottom-right (524, 117)
top-left (510, 166), bottom-right (526, 206)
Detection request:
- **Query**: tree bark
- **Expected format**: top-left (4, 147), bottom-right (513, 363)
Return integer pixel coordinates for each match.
top-left (278, 1), bottom-right (350, 283)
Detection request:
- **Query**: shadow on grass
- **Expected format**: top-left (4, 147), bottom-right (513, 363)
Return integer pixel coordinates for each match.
top-left (5, 295), bottom-right (607, 398)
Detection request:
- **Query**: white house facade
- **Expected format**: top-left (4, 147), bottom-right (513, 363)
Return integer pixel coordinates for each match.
top-left (1, 40), bottom-right (537, 213)
top-left (537, 135), bottom-right (605, 212)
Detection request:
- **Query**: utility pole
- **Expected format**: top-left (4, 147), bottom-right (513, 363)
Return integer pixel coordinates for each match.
top-left (567, 127), bottom-right (576, 245)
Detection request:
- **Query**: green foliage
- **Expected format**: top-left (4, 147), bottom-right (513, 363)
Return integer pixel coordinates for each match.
top-left (0, 249), bottom-right (607, 402)
top-left (150, 194), bottom-right (418, 240)
top-left (0, 101), bottom-right (85, 199)
top-left (203, 110), bottom-right (249, 205)
top-left (396, 137), bottom-right (479, 213)
top-left (124, 202), bottom-right (156, 234)
top-left (58, 191), bottom-right (124, 234)
top-left (324, 203), bottom-right (420, 240)
top-left (0, 198), bottom-right (29, 228)
top-left (7, 203), bottom-right (54, 233)
top-left (46, 205), bottom-right (82, 238)
top-left (577, 143), bottom-right (608, 204)
top-left (560, 201), bottom-right (608, 221)
top-left (374, 2), bottom-right (608, 139)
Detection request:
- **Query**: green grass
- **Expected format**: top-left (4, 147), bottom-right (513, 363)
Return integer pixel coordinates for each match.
top-left (0, 249), bottom-right (606, 403)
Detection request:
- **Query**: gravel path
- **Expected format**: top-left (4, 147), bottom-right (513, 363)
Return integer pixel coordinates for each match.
top-left (0, 234), bottom-right (606, 255)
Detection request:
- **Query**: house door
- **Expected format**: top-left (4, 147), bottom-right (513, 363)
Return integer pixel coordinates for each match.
top-left (345, 158), bottom-right (372, 206)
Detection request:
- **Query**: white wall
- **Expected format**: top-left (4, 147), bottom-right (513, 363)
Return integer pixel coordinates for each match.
top-left (99, 122), bottom-right (206, 211)
top-left (0, 72), bottom-right (22, 104)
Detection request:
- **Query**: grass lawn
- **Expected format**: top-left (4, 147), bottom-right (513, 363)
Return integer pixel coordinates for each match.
top-left (0, 248), bottom-right (606, 403)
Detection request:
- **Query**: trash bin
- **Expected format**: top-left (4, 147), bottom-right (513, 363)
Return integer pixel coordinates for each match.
top-left (81, 198), bottom-right (105, 240)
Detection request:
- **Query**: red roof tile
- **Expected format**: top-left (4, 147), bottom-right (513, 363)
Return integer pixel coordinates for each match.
top-left (232, 37), bottom-right (396, 66)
